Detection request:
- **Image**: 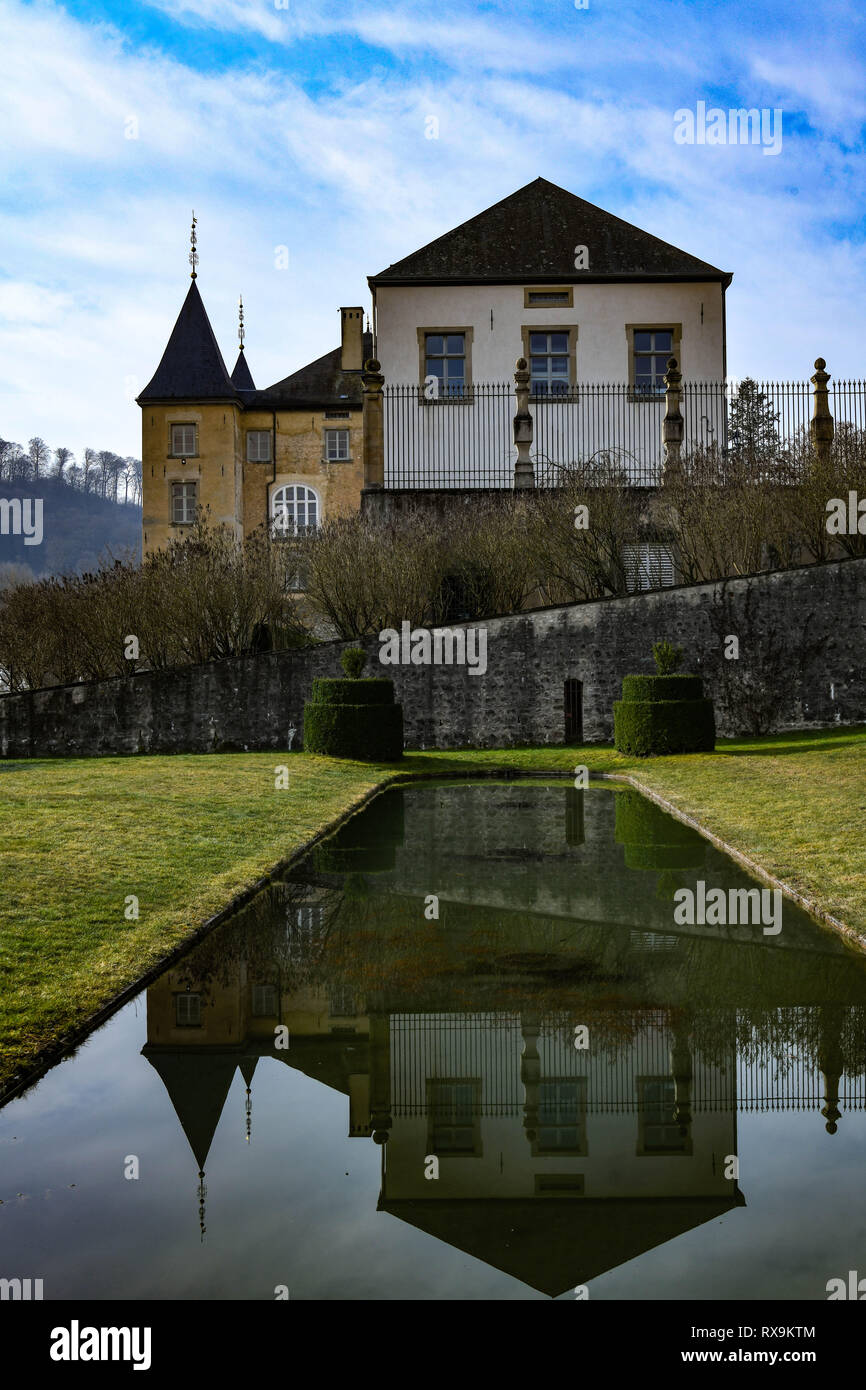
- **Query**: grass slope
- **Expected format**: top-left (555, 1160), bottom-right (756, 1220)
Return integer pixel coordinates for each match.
top-left (1, 725), bottom-right (864, 1089)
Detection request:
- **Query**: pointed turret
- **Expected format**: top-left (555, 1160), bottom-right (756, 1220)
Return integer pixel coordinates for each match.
top-left (230, 295), bottom-right (255, 391)
top-left (137, 281), bottom-right (239, 403)
top-left (231, 349), bottom-right (255, 392)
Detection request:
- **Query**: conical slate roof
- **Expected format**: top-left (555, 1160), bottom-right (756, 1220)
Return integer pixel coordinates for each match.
top-left (144, 1049), bottom-right (239, 1170)
top-left (231, 349), bottom-right (256, 392)
top-left (369, 177), bottom-right (732, 287)
top-left (138, 281), bottom-right (239, 403)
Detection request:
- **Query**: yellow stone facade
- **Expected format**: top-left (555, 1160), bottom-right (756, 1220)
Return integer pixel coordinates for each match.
top-left (139, 289), bottom-right (368, 556)
top-left (141, 403), bottom-right (364, 556)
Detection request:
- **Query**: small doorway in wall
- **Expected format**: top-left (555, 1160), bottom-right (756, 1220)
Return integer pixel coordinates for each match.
top-left (564, 678), bottom-right (583, 744)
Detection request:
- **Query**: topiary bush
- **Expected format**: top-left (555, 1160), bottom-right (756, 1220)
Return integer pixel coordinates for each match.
top-left (614, 788), bottom-right (705, 870)
top-left (614, 648), bottom-right (715, 756)
top-left (303, 668), bottom-right (403, 761)
top-left (341, 647), bottom-right (367, 679)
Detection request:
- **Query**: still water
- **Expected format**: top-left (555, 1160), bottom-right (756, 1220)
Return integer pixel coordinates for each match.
top-left (2, 781), bottom-right (866, 1301)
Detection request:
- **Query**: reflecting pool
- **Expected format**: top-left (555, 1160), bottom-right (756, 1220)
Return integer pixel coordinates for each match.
top-left (3, 781), bottom-right (866, 1300)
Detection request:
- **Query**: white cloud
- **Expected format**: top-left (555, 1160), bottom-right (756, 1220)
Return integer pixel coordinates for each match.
top-left (0, 0), bottom-right (863, 464)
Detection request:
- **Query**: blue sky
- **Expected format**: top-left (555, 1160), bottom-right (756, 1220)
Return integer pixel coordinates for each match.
top-left (1, 0), bottom-right (864, 459)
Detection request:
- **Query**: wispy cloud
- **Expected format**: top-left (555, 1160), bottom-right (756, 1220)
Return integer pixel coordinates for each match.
top-left (0, 0), bottom-right (863, 461)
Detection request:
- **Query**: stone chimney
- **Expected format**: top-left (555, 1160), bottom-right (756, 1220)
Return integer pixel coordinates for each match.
top-left (340, 307), bottom-right (365, 371)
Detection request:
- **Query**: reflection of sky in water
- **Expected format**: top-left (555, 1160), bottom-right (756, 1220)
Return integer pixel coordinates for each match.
top-left (2, 783), bottom-right (865, 1301)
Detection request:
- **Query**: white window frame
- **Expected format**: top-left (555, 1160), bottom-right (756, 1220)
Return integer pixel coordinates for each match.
top-left (175, 992), bottom-right (201, 1026)
top-left (247, 431), bottom-right (272, 462)
top-left (623, 543), bottom-right (675, 592)
top-left (528, 329), bottom-right (571, 396)
top-left (271, 483), bottom-right (320, 536)
top-left (251, 983), bottom-right (278, 1017)
top-left (325, 428), bottom-right (350, 462)
top-left (170, 423), bottom-right (197, 457)
top-left (171, 480), bottom-right (197, 525)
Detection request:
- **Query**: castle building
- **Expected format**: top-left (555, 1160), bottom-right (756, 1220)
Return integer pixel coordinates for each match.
top-left (138, 245), bottom-right (370, 555)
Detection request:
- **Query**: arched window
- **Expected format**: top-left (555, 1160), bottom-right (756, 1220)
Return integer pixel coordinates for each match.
top-left (271, 484), bottom-right (319, 536)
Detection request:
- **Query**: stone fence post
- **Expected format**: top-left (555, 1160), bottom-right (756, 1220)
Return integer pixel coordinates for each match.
top-left (513, 356), bottom-right (535, 488)
top-left (661, 355), bottom-right (684, 482)
top-left (810, 357), bottom-right (834, 463)
top-left (362, 357), bottom-right (385, 489)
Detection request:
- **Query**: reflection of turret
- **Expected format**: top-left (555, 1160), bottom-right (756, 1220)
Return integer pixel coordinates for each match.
top-left (143, 1050), bottom-right (238, 1239)
top-left (240, 1056), bottom-right (257, 1144)
top-left (817, 1005), bottom-right (844, 1135)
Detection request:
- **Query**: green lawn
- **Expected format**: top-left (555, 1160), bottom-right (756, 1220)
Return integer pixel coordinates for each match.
top-left (1, 725), bottom-right (864, 1092)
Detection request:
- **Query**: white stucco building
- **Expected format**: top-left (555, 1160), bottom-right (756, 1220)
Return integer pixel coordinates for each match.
top-left (367, 178), bottom-right (733, 486)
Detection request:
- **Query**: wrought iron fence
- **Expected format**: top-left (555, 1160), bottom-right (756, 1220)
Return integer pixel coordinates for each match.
top-left (387, 1012), bottom-right (866, 1116)
top-left (382, 378), bottom-right (866, 489)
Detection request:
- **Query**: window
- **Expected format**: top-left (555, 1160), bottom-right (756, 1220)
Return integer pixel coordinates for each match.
top-left (623, 543), bottom-right (675, 592)
top-left (175, 993), bottom-right (201, 1027)
top-left (528, 331), bottom-right (571, 395)
top-left (424, 333), bottom-right (466, 397)
top-left (170, 423), bottom-right (197, 457)
top-left (525, 288), bottom-right (573, 306)
top-left (325, 429), bottom-right (350, 461)
top-left (328, 985), bottom-right (356, 1017)
top-left (428, 1080), bottom-right (481, 1155)
top-left (632, 329), bottom-right (674, 394)
top-left (247, 431), bottom-right (272, 462)
top-left (271, 484), bottom-right (319, 536)
top-left (637, 1077), bottom-right (691, 1154)
top-left (171, 480), bottom-right (197, 525)
top-left (536, 1080), bottom-right (587, 1154)
top-left (252, 983), bottom-right (278, 1016)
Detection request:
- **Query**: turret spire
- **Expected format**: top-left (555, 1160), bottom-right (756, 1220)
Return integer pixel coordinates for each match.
top-left (189, 210), bottom-right (199, 280)
top-left (238, 294), bottom-right (245, 352)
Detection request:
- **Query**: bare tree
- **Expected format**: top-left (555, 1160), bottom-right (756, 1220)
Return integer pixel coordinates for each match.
top-left (53, 446), bottom-right (74, 481)
top-left (28, 436), bottom-right (51, 480)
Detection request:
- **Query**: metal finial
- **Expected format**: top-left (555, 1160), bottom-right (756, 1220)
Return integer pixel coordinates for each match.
top-left (238, 294), bottom-right (245, 351)
top-left (189, 211), bottom-right (199, 280)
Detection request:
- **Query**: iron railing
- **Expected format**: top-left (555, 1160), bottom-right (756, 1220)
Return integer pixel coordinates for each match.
top-left (388, 1013), bottom-right (866, 1116)
top-left (382, 379), bottom-right (866, 489)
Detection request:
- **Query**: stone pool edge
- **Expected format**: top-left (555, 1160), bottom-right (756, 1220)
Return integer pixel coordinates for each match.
top-left (2, 764), bottom-right (861, 1108)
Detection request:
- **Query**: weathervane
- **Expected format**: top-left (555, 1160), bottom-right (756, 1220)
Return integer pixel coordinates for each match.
top-left (189, 210), bottom-right (198, 279)
top-left (238, 294), bottom-right (245, 351)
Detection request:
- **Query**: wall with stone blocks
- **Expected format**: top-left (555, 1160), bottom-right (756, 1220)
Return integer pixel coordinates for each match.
top-left (1, 558), bottom-right (863, 758)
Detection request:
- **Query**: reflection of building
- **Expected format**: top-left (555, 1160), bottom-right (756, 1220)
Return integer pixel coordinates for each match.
top-left (377, 1010), bottom-right (741, 1296)
top-left (141, 782), bottom-right (866, 1292)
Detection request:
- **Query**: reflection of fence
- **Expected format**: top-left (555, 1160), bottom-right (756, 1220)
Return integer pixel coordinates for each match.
top-left (388, 1013), bottom-right (866, 1115)
top-left (381, 377), bottom-right (866, 489)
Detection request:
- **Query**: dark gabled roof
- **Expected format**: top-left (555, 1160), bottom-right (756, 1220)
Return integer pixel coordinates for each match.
top-left (249, 332), bottom-right (373, 411)
top-left (138, 281), bottom-right (240, 404)
top-left (231, 348), bottom-right (256, 392)
top-left (379, 1194), bottom-right (744, 1297)
top-left (369, 177), bottom-right (732, 287)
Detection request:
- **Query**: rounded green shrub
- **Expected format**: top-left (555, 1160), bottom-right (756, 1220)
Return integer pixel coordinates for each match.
top-left (341, 647), bottom-right (367, 679)
top-left (613, 698), bottom-right (715, 756)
